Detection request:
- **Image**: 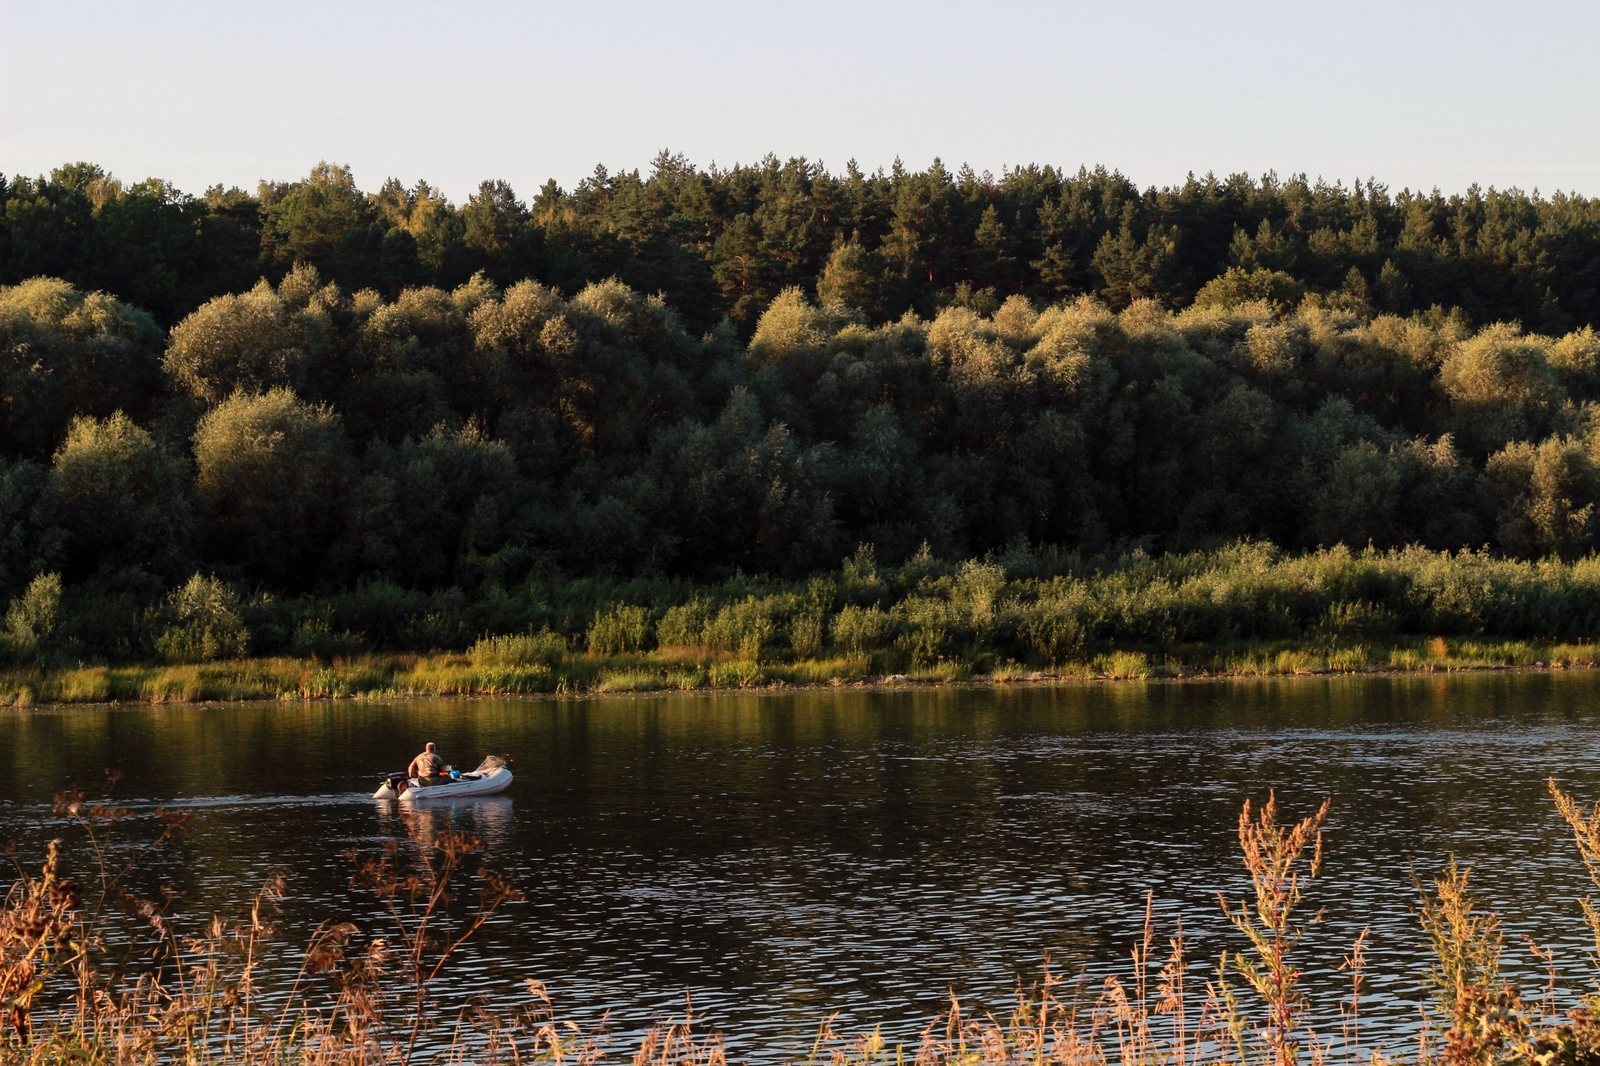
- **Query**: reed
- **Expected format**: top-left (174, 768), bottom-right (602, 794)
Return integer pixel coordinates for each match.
top-left (1096, 650), bottom-right (1152, 680)
top-left (596, 667), bottom-right (667, 693)
top-left (27, 542), bottom-right (1600, 700)
top-left (11, 631), bottom-right (1600, 708)
top-left (988, 660), bottom-right (1029, 683)
top-left (766, 654), bottom-right (873, 685)
top-left (907, 658), bottom-right (970, 683)
top-left (706, 658), bottom-right (765, 689)
top-left (468, 629), bottom-right (568, 669)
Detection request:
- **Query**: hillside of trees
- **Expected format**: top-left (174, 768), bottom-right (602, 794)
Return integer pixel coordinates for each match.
top-left (4, 157), bottom-right (1600, 664)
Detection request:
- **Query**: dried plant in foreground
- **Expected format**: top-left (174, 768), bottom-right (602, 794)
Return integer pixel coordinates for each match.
top-left (18, 785), bottom-right (1600, 1066)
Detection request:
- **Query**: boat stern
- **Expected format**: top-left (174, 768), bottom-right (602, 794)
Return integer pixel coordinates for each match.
top-left (373, 772), bottom-right (410, 800)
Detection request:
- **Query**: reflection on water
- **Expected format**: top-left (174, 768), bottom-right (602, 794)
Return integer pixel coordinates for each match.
top-left (4, 673), bottom-right (1600, 1060)
top-left (376, 796), bottom-right (517, 850)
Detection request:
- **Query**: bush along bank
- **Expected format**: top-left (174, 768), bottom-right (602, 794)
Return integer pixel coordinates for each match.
top-left (11, 540), bottom-right (1600, 704)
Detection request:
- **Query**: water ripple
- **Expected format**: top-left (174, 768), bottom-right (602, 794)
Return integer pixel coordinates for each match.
top-left (3, 675), bottom-right (1600, 1062)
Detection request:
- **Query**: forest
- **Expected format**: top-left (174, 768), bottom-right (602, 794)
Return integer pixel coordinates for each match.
top-left (4, 156), bottom-right (1600, 670)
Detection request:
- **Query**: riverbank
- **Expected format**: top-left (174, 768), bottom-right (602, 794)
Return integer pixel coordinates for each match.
top-left (5, 633), bottom-right (1600, 706)
top-left (18, 543), bottom-right (1600, 708)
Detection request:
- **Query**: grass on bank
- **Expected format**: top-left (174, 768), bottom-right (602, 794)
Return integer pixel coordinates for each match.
top-left (4, 634), bottom-right (1600, 707)
top-left (21, 540), bottom-right (1600, 705)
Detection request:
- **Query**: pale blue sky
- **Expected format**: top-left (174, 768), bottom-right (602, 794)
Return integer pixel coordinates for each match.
top-left (4, 0), bottom-right (1597, 201)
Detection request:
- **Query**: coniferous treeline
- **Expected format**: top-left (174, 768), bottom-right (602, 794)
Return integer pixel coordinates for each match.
top-left (5, 157), bottom-right (1600, 664)
top-left (6, 156), bottom-right (1600, 333)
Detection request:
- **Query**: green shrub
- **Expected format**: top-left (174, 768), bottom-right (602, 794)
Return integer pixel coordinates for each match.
top-left (703, 597), bottom-right (776, 656)
top-left (470, 628), bottom-right (568, 668)
top-left (3, 573), bottom-right (61, 663)
top-left (951, 560), bottom-right (1007, 640)
top-left (152, 574), bottom-right (249, 663)
top-left (318, 582), bottom-right (472, 650)
top-left (839, 544), bottom-right (884, 603)
top-left (587, 604), bottom-right (652, 655)
top-left (408, 608), bottom-right (471, 650)
top-left (53, 585), bottom-right (145, 662)
top-left (1018, 582), bottom-right (1095, 663)
top-left (291, 618), bottom-right (366, 658)
top-left (991, 660), bottom-right (1029, 681)
top-left (771, 653), bottom-right (871, 684)
top-left (789, 609), bottom-right (826, 659)
top-left (1317, 600), bottom-right (1398, 639)
top-left (893, 596), bottom-right (954, 667)
top-left (657, 598), bottom-right (717, 646)
top-left (1097, 650), bottom-right (1151, 679)
top-left (831, 604), bottom-right (894, 653)
top-left (666, 667), bottom-right (707, 690)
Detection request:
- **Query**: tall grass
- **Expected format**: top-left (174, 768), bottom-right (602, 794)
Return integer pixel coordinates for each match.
top-left (12, 782), bottom-right (1600, 1064)
top-left (19, 543), bottom-right (1600, 704)
top-left (6, 636), bottom-right (1600, 706)
top-left (469, 629), bottom-right (567, 668)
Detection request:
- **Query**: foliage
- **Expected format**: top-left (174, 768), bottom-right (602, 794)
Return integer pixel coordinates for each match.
top-left (163, 267), bottom-right (333, 404)
top-left (43, 412), bottom-right (192, 580)
top-left (468, 628), bottom-right (566, 668)
top-left (586, 603), bottom-right (652, 655)
top-left (10, 158), bottom-right (1600, 339)
top-left (832, 604), bottom-right (895, 653)
top-left (13, 159), bottom-right (1600, 650)
top-left (191, 387), bottom-right (351, 588)
top-left (0, 278), bottom-right (163, 457)
top-left (1, 573), bottom-right (60, 663)
top-left (150, 573), bottom-right (249, 662)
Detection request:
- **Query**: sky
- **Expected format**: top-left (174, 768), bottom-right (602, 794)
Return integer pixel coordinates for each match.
top-left (3, 0), bottom-right (1598, 203)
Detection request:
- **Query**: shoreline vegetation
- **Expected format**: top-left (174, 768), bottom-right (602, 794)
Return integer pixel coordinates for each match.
top-left (10, 159), bottom-right (1600, 714)
top-left (9, 636), bottom-right (1600, 708)
top-left (13, 542), bottom-right (1600, 707)
top-left (8, 772), bottom-right (1600, 1064)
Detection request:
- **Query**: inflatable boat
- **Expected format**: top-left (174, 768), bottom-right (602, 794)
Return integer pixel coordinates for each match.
top-left (373, 755), bottom-right (513, 801)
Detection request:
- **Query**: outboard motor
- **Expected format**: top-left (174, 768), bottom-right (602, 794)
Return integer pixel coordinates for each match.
top-left (385, 772), bottom-right (409, 796)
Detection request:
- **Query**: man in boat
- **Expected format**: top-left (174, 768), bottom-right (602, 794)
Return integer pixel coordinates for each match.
top-left (407, 742), bottom-right (449, 786)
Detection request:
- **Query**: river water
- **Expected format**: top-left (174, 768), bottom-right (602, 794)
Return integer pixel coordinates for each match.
top-left (4, 673), bottom-right (1600, 1059)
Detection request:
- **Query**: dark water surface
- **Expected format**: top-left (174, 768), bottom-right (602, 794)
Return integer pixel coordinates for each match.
top-left (4, 674), bottom-right (1600, 1058)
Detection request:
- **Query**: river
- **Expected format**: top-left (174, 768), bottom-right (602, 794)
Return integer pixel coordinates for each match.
top-left (3, 673), bottom-right (1600, 1059)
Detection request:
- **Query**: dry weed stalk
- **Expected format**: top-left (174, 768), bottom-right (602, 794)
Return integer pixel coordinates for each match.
top-left (0, 780), bottom-right (606, 1066)
top-left (1337, 927), bottom-right (1370, 1065)
top-left (1420, 781), bottom-right (1600, 1066)
top-left (345, 820), bottom-right (526, 1060)
top-left (26, 785), bottom-right (1600, 1066)
top-left (1097, 894), bottom-right (1226, 1066)
top-left (1415, 860), bottom-right (1502, 1019)
top-left (1549, 778), bottom-right (1600, 981)
top-left (1218, 792), bottom-right (1330, 1066)
top-left (867, 897), bottom-right (1236, 1066)
top-left (0, 839), bottom-right (79, 1045)
top-left (631, 997), bottom-right (727, 1066)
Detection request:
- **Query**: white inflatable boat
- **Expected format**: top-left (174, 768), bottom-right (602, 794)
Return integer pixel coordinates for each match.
top-left (373, 755), bottom-right (514, 802)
